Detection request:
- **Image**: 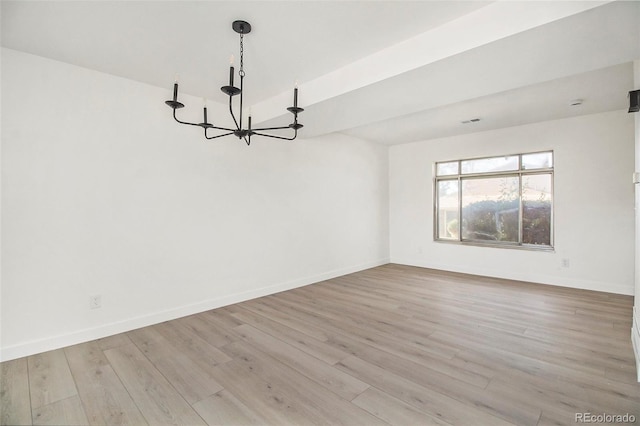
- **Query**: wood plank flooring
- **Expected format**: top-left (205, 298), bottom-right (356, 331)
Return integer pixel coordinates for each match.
top-left (2, 264), bottom-right (639, 425)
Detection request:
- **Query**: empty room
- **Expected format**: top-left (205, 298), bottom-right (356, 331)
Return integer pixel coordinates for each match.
top-left (1, 1), bottom-right (640, 425)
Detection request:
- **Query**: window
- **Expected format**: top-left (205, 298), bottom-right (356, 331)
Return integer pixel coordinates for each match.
top-left (435, 151), bottom-right (553, 249)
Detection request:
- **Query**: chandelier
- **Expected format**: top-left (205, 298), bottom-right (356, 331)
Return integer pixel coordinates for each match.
top-left (165, 20), bottom-right (304, 145)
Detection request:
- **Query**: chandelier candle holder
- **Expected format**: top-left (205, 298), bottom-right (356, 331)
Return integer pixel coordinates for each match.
top-left (165, 20), bottom-right (304, 145)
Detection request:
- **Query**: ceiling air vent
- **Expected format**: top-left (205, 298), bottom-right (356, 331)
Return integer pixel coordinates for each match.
top-left (461, 118), bottom-right (481, 124)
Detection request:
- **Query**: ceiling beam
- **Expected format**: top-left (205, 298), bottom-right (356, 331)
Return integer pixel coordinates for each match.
top-left (253, 0), bottom-right (612, 126)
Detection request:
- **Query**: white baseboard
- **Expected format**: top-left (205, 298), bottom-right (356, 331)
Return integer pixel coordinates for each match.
top-left (0, 258), bottom-right (390, 362)
top-left (391, 257), bottom-right (634, 296)
top-left (633, 307), bottom-right (640, 383)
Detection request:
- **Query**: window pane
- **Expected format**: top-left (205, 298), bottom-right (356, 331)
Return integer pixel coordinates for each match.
top-left (461, 156), bottom-right (519, 174)
top-left (522, 152), bottom-right (552, 170)
top-left (436, 161), bottom-right (459, 176)
top-left (522, 174), bottom-right (552, 245)
top-left (461, 176), bottom-right (519, 242)
top-left (437, 180), bottom-right (459, 239)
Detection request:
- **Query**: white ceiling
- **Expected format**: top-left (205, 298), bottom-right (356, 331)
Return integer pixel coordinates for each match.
top-left (2, 1), bottom-right (639, 145)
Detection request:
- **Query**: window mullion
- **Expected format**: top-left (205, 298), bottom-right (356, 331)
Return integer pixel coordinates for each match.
top-left (518, 172), bottom-right (523, 245)
top-left (458, 176), bottom-right (462, 241)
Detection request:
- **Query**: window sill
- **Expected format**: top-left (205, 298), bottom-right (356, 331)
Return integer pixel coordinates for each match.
top-left (435, 239), bottom-right (555, 252)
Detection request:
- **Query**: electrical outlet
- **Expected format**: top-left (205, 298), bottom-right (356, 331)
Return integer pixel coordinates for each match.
top-left (561, 258), bottom-right (570, 268)
top-left (89, 295), bottom-right (102, 309)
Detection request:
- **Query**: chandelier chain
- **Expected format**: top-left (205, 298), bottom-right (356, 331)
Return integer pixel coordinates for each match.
top-left (239, 33), bottom-right (245, 77)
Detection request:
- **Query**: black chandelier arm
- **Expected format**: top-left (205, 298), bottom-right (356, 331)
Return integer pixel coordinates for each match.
top-left (228, 96), bottom-right (241, 130)
top-left (204, 130), bottom-right (235, 140)
top-left (172, 108), bottom-right (201, 127)
top-left (252, 125), bottom-right (295, 132)
top-left (172, 108), bottom-right (235, 132)
top-left (251, 130), bottom-right (298, 141)
top-left (239, 75), bottom-right (245, 130)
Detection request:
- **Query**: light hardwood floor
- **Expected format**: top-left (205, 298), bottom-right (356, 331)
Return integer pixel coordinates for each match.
top-left (2, 264), bottom-right (639, 425)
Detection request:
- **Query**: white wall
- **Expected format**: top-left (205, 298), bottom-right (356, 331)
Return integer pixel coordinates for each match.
top-left (635, 60), bottom-right (640, 297)
top-left (390, 111), bottom-right (635, 295)
top-left (633, 59), bottom-right (640, 380)
top-left (0, 48), bottom-right (390, 361)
